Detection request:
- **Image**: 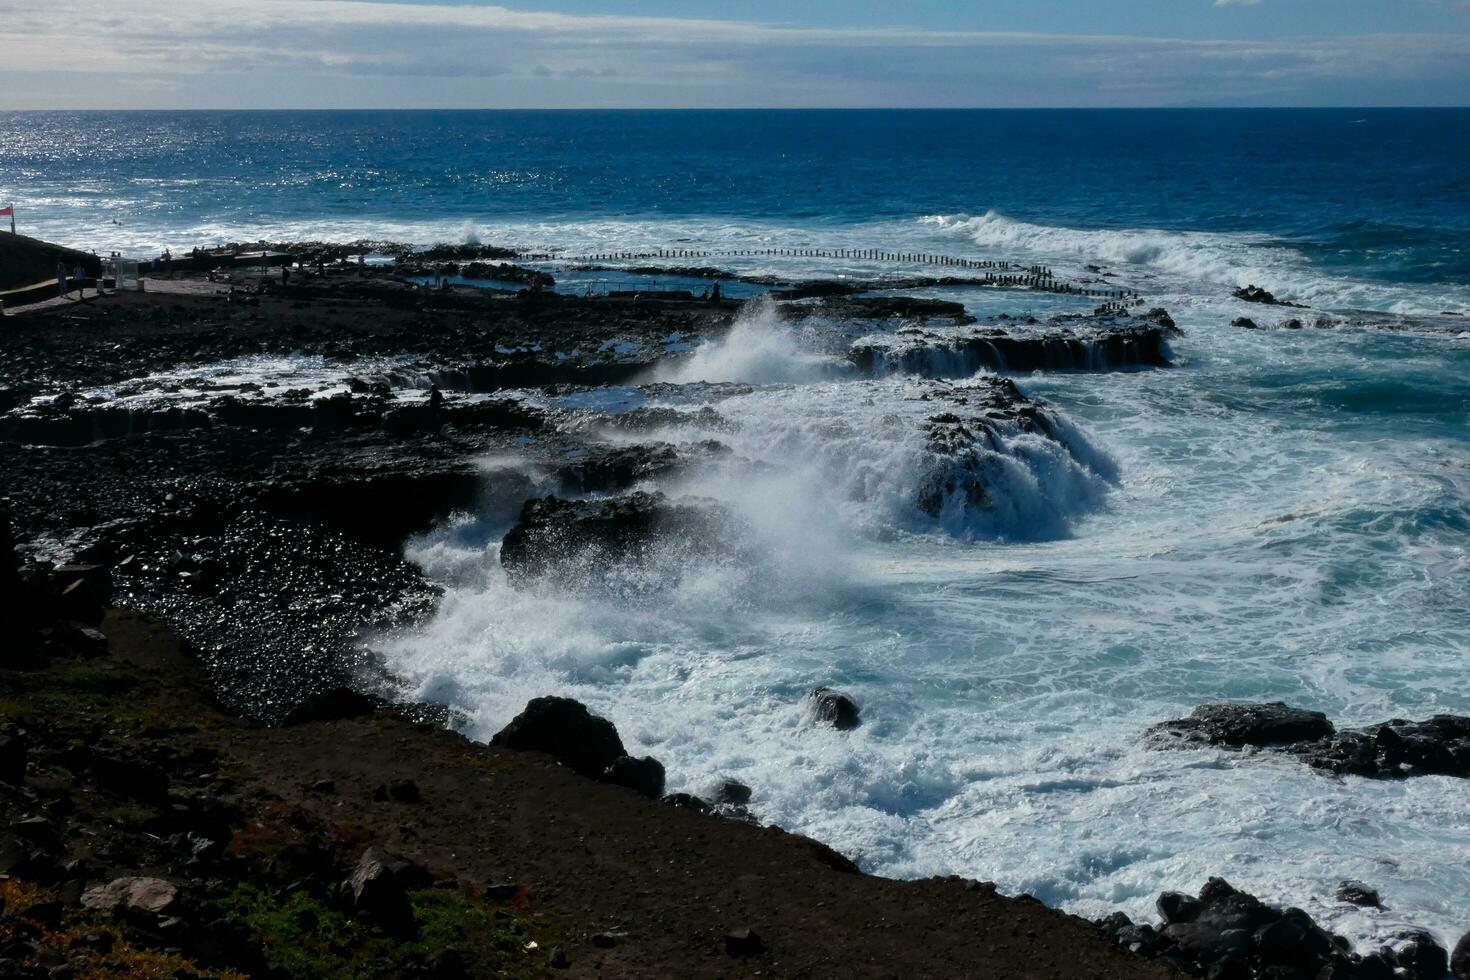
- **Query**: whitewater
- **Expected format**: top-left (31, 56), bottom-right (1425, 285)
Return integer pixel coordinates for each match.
top-left (369, 237), bottom-right (1468, 952)
top-left (6, 107), bottom-right (1468, 953)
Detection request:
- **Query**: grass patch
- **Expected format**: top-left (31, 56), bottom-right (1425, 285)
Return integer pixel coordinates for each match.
top-left (219, 883), bottom-right (557, 979)
top-left (0, 879), bottom-right (246, 980)
top-left (62, 667), bottom-right (141, 695)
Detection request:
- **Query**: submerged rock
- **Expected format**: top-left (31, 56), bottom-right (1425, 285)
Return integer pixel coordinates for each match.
top-left (808, 687), bottom-right (861, 730)
top-left (1148, 702), bottom-right (1470, 780)
top-left (1147, 702), bottom-right (1335, 748)
top-left (1234, 284), bottom-right (1302, 306)
top-left (1293, 715), bottom-right (1470, 778)
top-left (1336, 880), bottom-right (1382, 908)
top-left (499, 491), bottom-right (746, 592)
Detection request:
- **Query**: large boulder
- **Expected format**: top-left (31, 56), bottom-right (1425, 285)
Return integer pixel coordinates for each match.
top-left (490, 696), bottom-right (627, 777)
top-left (1451, 931), bottom-right (1470, 980)
top-left (1147, 702), bottom-right (1334, 748)
top-left (1287, 714), bottom-right (1470, 779)
top-left (491, 696), bottom-right (667, 798)
top-left (807, 688), bottom-right (861, 730)
top-left (1105, 878), bottom-right (1370, 979)
top-left (343, 847), bottom-right (431, 935)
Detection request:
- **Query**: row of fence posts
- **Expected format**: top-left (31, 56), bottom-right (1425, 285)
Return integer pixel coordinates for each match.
top-left (513, 247), bottom-right (1138, 301)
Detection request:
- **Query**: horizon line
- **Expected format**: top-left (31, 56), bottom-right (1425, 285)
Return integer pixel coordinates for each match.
top-left (4, 104), bottom-right (1470, 112)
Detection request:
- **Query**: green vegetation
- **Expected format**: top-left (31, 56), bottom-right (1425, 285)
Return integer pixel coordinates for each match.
top-left (219, 883), bottom-right (558, 979)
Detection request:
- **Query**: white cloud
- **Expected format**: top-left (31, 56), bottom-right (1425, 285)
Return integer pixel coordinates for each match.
top-left (0, 0), bottom-right (1465, 107)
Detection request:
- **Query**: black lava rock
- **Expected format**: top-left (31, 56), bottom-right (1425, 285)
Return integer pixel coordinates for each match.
top-left (808, 688), bottom-right (861, 730)
top-left (603, 754), bottom-right (666, 799)
top-left (490, 696), bottom-right (627, 778)
top-left (1148, 702), bottom-right (1334, 748)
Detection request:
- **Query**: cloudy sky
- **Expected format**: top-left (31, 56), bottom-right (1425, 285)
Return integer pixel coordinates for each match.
top-left (1, 0), bottom-right (1467, 108)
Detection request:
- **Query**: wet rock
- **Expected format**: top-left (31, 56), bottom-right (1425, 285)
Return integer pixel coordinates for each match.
top-left (1395, 929), bottom-right (1449, 980)
top-left (807, 688), bottom-right (860, 730)
top-left (556, 443), bottom-right (684, 494)
top-left (1451, 931), bottom-right (1470, 980)
top-left (603, 754), bottom-right (665, 799)
top-left (1231, 317), bottom-right (1259, 329)
top-left (849, 318), bottom-right (1172, 378)
top-left (1336, 881), bottom-right (1381, 908)
top-left (499, 492), bottom-right (743, 592)
top-left (1107, 878), bottom-right (1377, 980)
top-left (1234, 284), bottom-right (1300, 306)
top-left (713, 779), bottom-right (752, 806)
top-left (661, 792), bottom-right (709, 812)
top-left (1295, 715), bottom-right (1470, 778)
top-left (80, 877), bottom-right (179, 916)
top-left (490, 696), bottom-right (627, 778)
top-left (1147, 702), bottom-right (1335, 748)
top-left (1156, 891), bottom-right (1201, 924)
top-left (724, 927), bottom-right (764, 957)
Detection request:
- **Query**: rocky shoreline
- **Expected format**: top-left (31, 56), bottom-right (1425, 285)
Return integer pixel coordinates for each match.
top-left (3, 241), bottom-right (1466, 977)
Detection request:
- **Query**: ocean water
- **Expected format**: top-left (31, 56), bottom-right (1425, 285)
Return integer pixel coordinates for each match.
top-left (5, 109), bottom-right (1469, 950)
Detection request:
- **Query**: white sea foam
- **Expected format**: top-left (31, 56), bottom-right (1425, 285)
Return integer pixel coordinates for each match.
top-left (377, 285), bottom-right (1470, 954)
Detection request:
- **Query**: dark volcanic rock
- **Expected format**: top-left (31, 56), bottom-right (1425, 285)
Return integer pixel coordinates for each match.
top-left (1106, 877), bottom-right (1406, 980)
top-left (1231, 317), bottom-right (1259, 329)
top-left (1396, 929), bottom-right (1450, 980)
top-left (1452, 931), bottom-right (1470, 980)
top-left (808, 688), bottom-right (861, 730)
top-left (913, 378), bottom-right (1114, 523)
top-left (1336, 880), bottom-right (1381, 908)
top-left (343, 847), bottom-right (430, 935)
top-left (1234, 284), bottom-right (1302, 307)
top-left (1294, 715), bottom-right (1470, 778)
top-left (490, 696), bottom-right (627, 778)
top-left (713, 779), bottom-right (752, 806)
top-left (603, 754), bottom-right (666, 799)
top-left (499, 491), bottom-right (743, 592)
top-left (849, 317), bottom-right (1173, 378)
top-left (1147, 702), bottom-right (1335, 748)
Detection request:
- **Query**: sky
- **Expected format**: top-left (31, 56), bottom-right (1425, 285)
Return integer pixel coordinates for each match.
top-left (0, 0), bottom-right (1467, 109)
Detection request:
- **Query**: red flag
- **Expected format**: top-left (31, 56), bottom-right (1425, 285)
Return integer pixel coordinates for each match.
top-left (0, 205), bottom-right (12, 233)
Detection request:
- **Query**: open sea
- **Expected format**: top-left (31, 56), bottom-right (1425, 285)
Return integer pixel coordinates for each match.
top-left (3, 108), bottom-right (1468, 949)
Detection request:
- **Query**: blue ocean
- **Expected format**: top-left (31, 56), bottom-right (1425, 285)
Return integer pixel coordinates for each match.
top-left (4, 109), bottom-right (1468, 948)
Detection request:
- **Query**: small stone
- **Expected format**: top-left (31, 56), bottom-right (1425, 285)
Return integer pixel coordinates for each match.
top-left (308, 779), bottom-right (336, 794)
top-left (591, 933), bottom-right (617, 949)
top-left (80, 877), bottom-right (179, 916)
top-left (483, 882), bottom-right (518, 901)
top-left (724, 927), bottom-right (764, 957)
top-left (548, 946), bottom-right (570, 969)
